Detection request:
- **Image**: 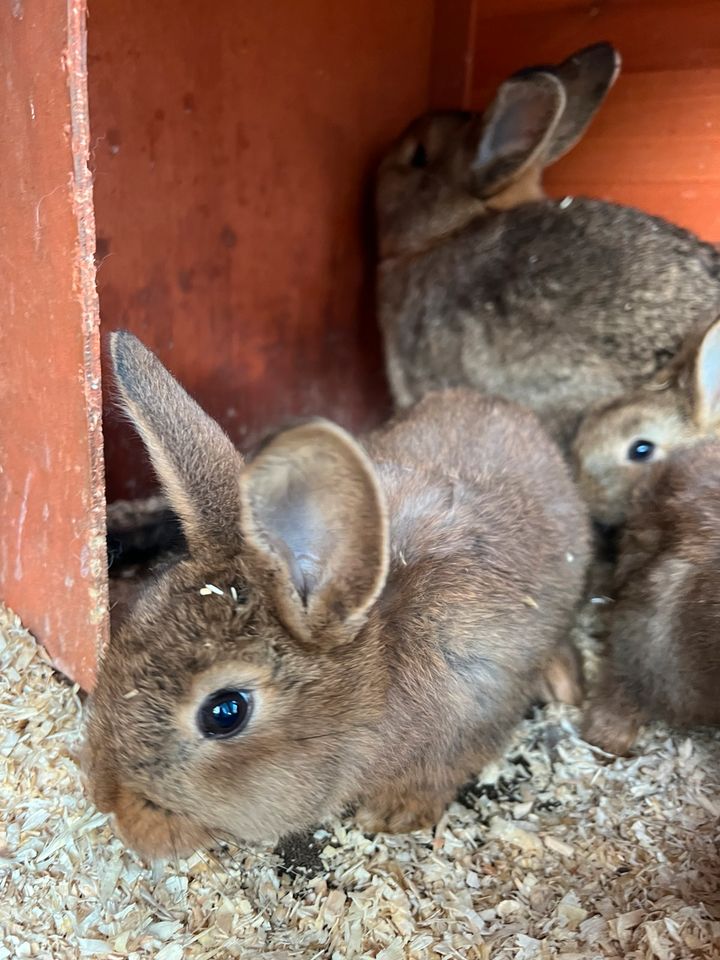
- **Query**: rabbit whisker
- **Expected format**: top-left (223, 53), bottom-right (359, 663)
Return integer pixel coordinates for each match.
top-left (207, 831), bottom-right (245, 875)
top-left (197, 843), bottom-right (235, 881)
top-left (291, 722), bottom-right (372, 743)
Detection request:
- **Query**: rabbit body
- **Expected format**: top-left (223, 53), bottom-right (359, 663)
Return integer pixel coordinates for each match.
top-left (85, 334), bottom-right (590, 859)
top-left (583, 441), bottom-right (720, 754)
top-left (357, 391), bottom-right (591, 830)
top-left (377, 45), bottom-right (720, 449)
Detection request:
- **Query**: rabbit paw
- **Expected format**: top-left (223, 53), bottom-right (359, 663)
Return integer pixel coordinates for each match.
top-left (536, 641), bottom-right (585, 706)
top-left (582, 702), bottom-right (640, 756)
top-left (356, 791), bottom-right (447, 835)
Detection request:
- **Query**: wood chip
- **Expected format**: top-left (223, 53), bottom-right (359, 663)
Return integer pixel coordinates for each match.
top-left (542, 834), bottom-right (574, 858)
top-left (2, 599), bottom-right (719, 958)
top-left (199, 584), bottom-right (224, 596)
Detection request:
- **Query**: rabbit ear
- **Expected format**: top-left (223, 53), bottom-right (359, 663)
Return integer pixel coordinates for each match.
top-left (693, 317), bottom-right (720, 428)
top-left (110, 331), bottom-right (244, 555)
top-left (239, 420), bottom-right (389, 647)
top-left (542, 42), bottom-right (620, 165)
top-left (470, 72), bottom-right (565, 198)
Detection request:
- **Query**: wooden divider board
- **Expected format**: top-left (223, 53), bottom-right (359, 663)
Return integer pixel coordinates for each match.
top-left (0, 0), bottom-right (107, 691)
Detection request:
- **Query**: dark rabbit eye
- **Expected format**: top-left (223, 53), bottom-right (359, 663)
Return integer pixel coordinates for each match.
top-left (627, 439), bottom-right (656, 462)
top-left (409, 142), bottom-right (428, 169)
top-left (198, 689), bottom-right (252, 739)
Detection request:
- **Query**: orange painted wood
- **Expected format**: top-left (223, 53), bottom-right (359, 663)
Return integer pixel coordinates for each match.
top-left (0, 0), bottom-right (108, 690)
top-left (459, 0), bottom-right (720, 242)
top-left (546, 70), bottom-right (720, 185)
top-left (468, 0), bottom-right (720, 86)
top-left (428, 0), bottom-right (480, 108)
top-left (88, 0), bottom-right (436, 500)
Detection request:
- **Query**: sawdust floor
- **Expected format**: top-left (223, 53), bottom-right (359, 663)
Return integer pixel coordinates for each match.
top-left (1, 601), bottom-right (719, 960)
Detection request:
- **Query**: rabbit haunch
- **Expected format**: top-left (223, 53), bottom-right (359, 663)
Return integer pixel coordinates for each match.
top-left (376, 42), bottom-right (720, 450)
top-left (83, 332), bottom-right (590, 858)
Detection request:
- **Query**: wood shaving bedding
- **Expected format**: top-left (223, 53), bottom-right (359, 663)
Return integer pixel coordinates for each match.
top-left (1, 603), bottom-right (718, 959)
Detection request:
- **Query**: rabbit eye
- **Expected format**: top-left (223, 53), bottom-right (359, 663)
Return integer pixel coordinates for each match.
top-left (409, 143), bottom-right (428, 169)
top-left (198, 689), bottom-right (252, 739)
top-left (627, 439), bottom-right (656, 462)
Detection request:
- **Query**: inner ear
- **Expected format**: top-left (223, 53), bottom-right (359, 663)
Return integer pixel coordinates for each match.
top-left (694, 318), bottom-right (720, 428)
top-left (240, 420), bottom-right (389, 646)
top-left (470, 73), bottom-right (565, 198)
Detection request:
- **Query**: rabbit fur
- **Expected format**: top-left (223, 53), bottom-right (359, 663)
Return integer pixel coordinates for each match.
top-left (582, 440), bottom-right (720, 755)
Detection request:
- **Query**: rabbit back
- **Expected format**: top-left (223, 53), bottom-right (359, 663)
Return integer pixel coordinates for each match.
top-left (366, 389), bottom-right (590, 667)
top-left (354, 389), bottom-right (590, 823)
top-left (380, 198), bottom-right (720, 446)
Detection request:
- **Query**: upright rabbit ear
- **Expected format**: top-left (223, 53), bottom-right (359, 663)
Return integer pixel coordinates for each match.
top-left (693, 317), bottom-right (720, 429)
top-left (542, 42), bottom-right (620, 165)
top-left (110, 331), bottom-right (244, 555)
top-left (239, 420), bottom-right (389, 647)
top-left (470, 72), bottom-right (565, 198)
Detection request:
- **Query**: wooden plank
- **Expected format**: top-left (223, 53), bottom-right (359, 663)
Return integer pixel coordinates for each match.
top-left (471, 0), bottom-right (717, 22)
top-left (89, 0), bottom-right (435, 500)
top-left (428, 0), bottom-right (480, 109)
top-left (469, 0), bottom-right (720, 98)
top-left (0, 0), bottom-right (107, 689)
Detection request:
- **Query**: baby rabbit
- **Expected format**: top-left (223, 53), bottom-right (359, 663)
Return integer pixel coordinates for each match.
top-left (583, 440), bottom-right (720, 755)
top-left (84, 332), bottom-right (590, 859)
top-left (376, 43), bottom-right (720, 449)
top-left (574, 315), bottom-right (720, 526)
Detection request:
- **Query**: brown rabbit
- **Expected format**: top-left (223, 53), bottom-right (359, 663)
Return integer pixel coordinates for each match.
top-left (583, 440), bottom-right (720, 755)
top-left (573, 315), bottom-right (720, 526)
top-left (83, 332), bottom-right (590, 859)
top-left (376, 43), bottom-right (720, 449)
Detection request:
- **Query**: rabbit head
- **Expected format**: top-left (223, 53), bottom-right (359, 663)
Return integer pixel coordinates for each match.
top-left (84, 332), bottom-right (391, 859)
top-left (573, 316), bottom-right (720, 526)
top-left (376, 42), bottom-right (619, 258)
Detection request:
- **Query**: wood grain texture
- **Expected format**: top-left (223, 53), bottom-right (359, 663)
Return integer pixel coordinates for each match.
top-left (428, 0), bottom-right (479, 109)
top-left (0, 0), bottom-right (107, 689)
top-left (89, 0), bottom-right (435, 499)
top-left (468, 0), bottom-right (720, 81)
